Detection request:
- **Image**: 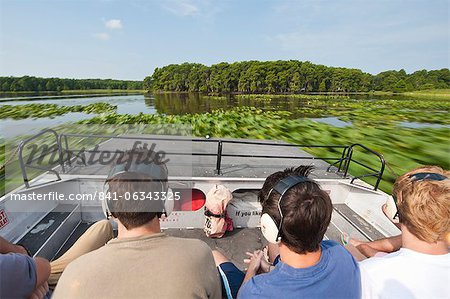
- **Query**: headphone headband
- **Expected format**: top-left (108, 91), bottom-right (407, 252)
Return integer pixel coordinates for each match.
top-left (409, 172), bottom-right (447, 182)
top-left (107, 160), bottom-right (168, 183)
top-left (272, 175), bottom-right (314, 197)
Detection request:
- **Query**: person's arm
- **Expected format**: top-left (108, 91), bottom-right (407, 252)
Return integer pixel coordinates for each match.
top-left (28, 282), bottom-right (49, 299)
top-left (0, 236), bottom-right (28, 255)
top-left (0, 236), bottom-right (51, 289)
top-left (361, 235), bottom-right (402, 253)
top-left (243, 250), bottom-right (263, 284)
top-left (34, 257), bottom-right (51, 289)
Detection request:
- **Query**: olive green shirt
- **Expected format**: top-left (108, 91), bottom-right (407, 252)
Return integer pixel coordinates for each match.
top-left (53, 233), bottom-right (221, 299)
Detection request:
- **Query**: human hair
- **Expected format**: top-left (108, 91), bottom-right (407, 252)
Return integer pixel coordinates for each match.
top-left (106, 149), bottom-right (168, 230)
top-left (259, 165), bottom-right (332, 254)
top-left (393, 165), bottom-right (450, 243)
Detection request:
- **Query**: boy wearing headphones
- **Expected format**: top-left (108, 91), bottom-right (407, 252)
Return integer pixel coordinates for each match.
top-left (358, 166), bottom-right (449, 299)
top-left (53, 149), bottom-right (221, 298)
top-left (214, 165), bottom-right (361, 299)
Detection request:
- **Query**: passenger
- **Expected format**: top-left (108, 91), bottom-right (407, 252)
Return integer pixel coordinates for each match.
top-left (0, 236), bottom-right (50, 298)
top-left (53, 149), bottom-right (221, 298)
top-left (48, 220), bottom-right (114, 286)
top-left (213, 166), bottom-right (361, 299)
top-left (357, 166), bottom-right (450, 298)
top-left (0, 203), bottom-right (113, 297)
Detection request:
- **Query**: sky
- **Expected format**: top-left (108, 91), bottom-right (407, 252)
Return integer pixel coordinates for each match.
top-left (0, 0), bottom-right (448, 80)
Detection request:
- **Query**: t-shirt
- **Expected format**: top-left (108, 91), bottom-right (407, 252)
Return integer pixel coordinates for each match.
top-left (52, 233), bottom-right (221, 299)
top-left (0, 253), bottom-right (36, 299)
top-left (359, 248), bottom-right (450, 299)
top-left (238, 240), bottom-right (361, 299)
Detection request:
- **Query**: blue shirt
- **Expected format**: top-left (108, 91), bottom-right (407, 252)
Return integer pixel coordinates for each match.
top-left (0, 253), bottom-right (37, 299)
top-left (238, 240), bottom-right (361, 299)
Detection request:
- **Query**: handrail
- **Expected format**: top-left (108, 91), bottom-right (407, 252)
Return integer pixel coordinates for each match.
top-left (18, 129), bottom-right (64, 188)
top-left (17, 131), bottom-right (385, 191)
top-left (344, 144), bottom-right (385, 190)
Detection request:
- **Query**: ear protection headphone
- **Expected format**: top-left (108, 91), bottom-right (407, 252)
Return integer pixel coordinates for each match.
top-left (260, 175), bottom-right (315, 244)
top-left (102, 160), bottom-right (174, 219)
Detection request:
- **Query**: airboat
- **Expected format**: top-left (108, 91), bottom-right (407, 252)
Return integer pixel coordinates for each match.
top-left (0, 129), bottom-right (400, 269)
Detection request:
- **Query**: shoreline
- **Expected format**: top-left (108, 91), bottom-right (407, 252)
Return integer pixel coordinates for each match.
top-left (0, 89), bottom-right (448, 102)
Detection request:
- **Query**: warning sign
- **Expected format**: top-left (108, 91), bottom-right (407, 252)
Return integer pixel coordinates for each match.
top-left (0, 209), bottom-right (9, 229)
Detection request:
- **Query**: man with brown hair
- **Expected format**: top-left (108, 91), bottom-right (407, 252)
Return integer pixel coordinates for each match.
top-left (213, 166), bottom-right (361, 299)
top-left (359, 165), bottom-right (450, 299)
top-left (53, 149), bottom-right (221, 298)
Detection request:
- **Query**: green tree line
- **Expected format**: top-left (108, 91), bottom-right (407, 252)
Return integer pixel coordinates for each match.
top-left (147, 61), bottom-right (450, 93)
top-left (0, 76), bottom-right (143, 92)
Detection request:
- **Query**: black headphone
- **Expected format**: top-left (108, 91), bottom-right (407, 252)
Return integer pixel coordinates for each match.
top-left (260, 175), bottom-right (315, 243)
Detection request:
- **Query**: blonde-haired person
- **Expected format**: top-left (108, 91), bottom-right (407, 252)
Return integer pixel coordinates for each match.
top-left (359, 165), bottom-right (449, 299)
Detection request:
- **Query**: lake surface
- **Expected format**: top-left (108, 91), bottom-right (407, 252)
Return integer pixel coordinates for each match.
top-left (1, 92), bottom-right (449, 139)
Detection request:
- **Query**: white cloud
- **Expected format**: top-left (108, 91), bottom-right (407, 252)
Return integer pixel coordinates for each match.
top-left (93, 33), bottom-right (111, 41)
top-left (163, 0), bottom-right (200, 17)
top-left (104, 19), bottom-right (123, 30)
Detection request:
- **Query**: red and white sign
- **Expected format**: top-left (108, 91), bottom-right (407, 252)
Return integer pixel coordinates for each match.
top-left (0, 209), bottom-right (9, 229)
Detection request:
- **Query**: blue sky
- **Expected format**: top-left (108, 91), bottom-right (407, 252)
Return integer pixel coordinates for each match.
top-left (0, 0), bottom-right (448, 80)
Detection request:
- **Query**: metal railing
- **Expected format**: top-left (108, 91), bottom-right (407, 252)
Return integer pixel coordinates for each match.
top-left (17, 129), bottom-right (64, 188)
top-left (16, 131), bottom-right (386, 190)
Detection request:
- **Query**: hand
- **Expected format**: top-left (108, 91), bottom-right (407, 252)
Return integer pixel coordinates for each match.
top-left (349, 238), bottom-right (365, 247)
top-left (243, 250), bottom-right (264, 274)
top-left (28, 282), bottom-right (49, 299)
top-left (15, 244), bottom-right (31, 256)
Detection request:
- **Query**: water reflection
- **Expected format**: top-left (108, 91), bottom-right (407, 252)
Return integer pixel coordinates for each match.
top-left (152, 93), bottom-right (313, 115)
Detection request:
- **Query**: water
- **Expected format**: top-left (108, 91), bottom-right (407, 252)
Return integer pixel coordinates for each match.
top-left (0, 94), bottom-right (156, 114)
top-left (1, 92), bottom-right (449, 139)
top-left (398, 121), bottom-right (450, 129)
top-left (310, 117), bottom-right (352, 128)
top-left (0, 95), bottom-right (157, 138)
top-left (0, 93), bottom-right (323, 139)
top-left (0, 112), bottom-right (93, 139)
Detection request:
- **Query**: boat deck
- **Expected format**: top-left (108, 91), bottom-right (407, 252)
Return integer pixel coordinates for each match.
top-left (4, 134), bottom-right (398, 272)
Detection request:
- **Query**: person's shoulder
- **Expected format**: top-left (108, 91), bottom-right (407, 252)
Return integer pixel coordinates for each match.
top-left (0, 252), bottom-right (35, 267)
top-left (321, 240), bottom-right (341, 250)
top-left (63, 245), bottom-right (110, 275)
top-left (0, 253), bottom-right (37, 298)
top-left (359, 250), bottom-right (406, 274)
top-left (166, 236), bottom-right (211, 253)
top-left (322, 240), bottom-right (355, 260)
top-left (238, 276), bottom-right (265, 298)
top-left (0, 253), bottom-right (36, 277)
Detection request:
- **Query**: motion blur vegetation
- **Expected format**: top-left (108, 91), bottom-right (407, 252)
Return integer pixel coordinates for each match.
top-left (0, 103), bottom-right (117, 119)
top-left (80, 94), bottom-right (449, 193)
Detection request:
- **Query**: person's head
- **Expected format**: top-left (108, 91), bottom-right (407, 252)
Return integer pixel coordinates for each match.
top-left (105, 149), bottom-right (169, 230)
top-left (259, 165), bottom-right (332, 254)
top-left (393, 165), bottom-right (450, 243)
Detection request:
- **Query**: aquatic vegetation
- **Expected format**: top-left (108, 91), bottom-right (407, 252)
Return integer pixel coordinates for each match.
top-left (233, 95), bottom-right (450, 125)
top-left (0, 102), bottom-right (117, 119)
top-left (2, 94), bottom-right (449, 194)
top-left (235, 94), bottom-right (350, 100)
